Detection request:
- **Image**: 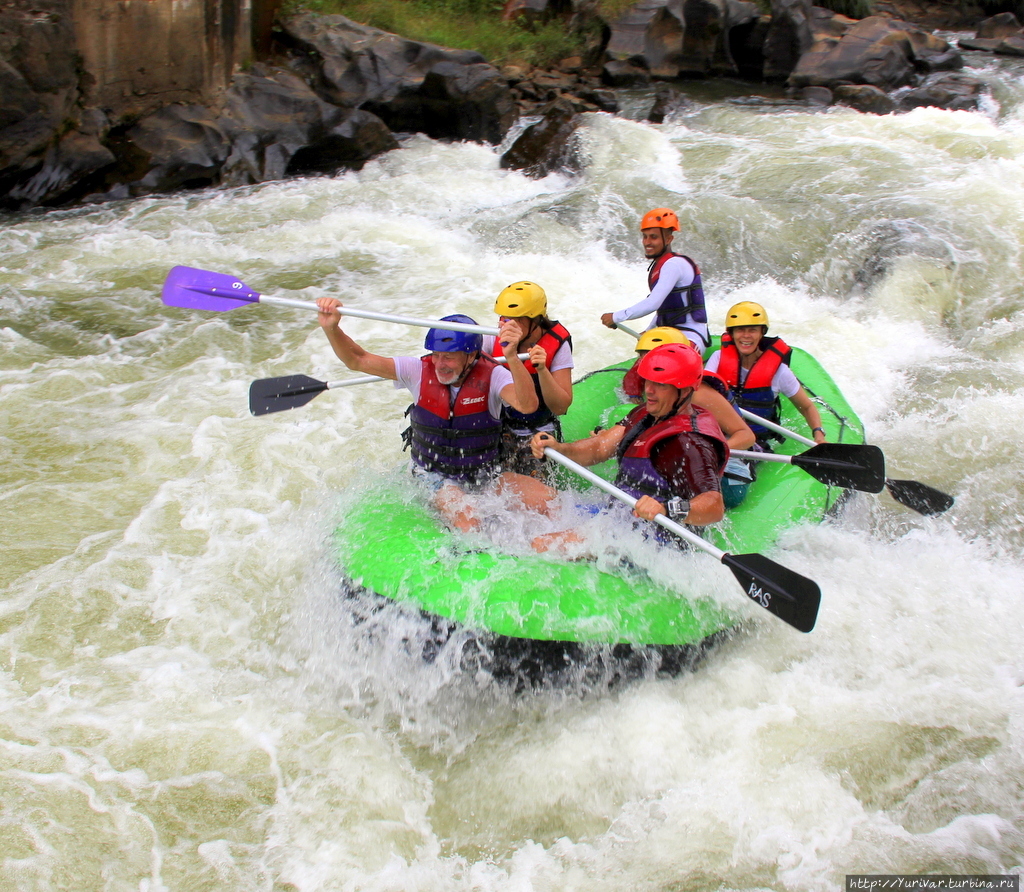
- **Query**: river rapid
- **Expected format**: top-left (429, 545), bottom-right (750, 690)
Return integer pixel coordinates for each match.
top-left (3, 47), bottom-right (1024, 891)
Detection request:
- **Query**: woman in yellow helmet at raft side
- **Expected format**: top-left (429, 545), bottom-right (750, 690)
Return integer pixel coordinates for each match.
top-left (704, 301), bottom-right (827, 450)
top-left (482, 281), bottom-right (574, 479)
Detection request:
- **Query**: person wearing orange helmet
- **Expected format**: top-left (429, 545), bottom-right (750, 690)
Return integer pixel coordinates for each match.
top-left (600, 208), bottom-right (710, 351)
top-left (526, 343), bottom-right (728, 553)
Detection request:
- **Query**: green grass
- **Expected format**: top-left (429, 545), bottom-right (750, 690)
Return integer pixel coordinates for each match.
top-left (281, 0), bottom-right (630, 68)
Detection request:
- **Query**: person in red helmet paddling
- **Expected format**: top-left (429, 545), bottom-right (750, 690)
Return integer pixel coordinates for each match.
top-left (600, 208), bottom-right (710, 352)
top-left (526, 343), bottom-right (728, 553)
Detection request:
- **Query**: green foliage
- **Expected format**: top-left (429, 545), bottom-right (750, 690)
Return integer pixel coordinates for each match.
top-left (281, 0), bottom-right (593, 67)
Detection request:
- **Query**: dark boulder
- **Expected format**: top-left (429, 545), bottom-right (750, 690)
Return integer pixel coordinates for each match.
top-left (220, 66), bottom-right (396, 184)
top-left (762, 0), bottom-right (817, 81)
top-left (113, 104), bottom-right (231, 195)
top-left (833, 83), bottom-right (895, 113)
top-left (788, 15), bottom-right (916, 90)
top-left (894, 72), bottom-right (987, 111)
top-left (4, 131), bottom-right (115, 208)
top-left (648, 84), bottom-right (694, 121)
top-left (0, 0), bottom-right (80, 184)
top-left (799, 84), bottom-right (834, 105)
top-left (500, 98), bottom-right (582, 178)
top-left (787, 15), bottom-right (961, 90)
top-left (602, 58), bottom-right (652, 85)
top-left (606, 0), bottom-right (686, 77)
top-left (276, 13), bottom-right (516, 144)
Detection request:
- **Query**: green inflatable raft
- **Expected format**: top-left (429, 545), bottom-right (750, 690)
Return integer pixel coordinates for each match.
top-left (334, 344), bottom-right (868, 680)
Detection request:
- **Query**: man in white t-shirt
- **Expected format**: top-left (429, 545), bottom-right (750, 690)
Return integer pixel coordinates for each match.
top-left (316, 298), bottom-right (538, 530)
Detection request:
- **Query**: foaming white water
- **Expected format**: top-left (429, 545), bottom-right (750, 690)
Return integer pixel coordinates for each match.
top-left (3, 63), bottom-right (1024, 888)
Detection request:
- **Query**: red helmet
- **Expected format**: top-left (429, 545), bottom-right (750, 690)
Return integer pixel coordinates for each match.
top-left (637, 343), bottom-right (703, 390)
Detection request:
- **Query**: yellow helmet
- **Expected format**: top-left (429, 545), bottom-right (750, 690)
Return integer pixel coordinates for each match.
top-left (636, 326), bottom-right (691, 353)
top-left (725, 301), bottom-right (769, 330)
top-left (494, 281), bottom-right (547, 318)
top-left (640, 208), bottom-right (680, 231)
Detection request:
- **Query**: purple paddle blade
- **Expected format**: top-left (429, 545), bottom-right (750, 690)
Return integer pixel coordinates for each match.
top-left (161, 266), bottom-right (262, 311)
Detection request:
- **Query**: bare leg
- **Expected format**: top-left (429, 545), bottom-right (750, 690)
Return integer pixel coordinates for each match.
top-left (495, 471), bottom-right (558, 515)
top-left (433, 484), bottom-right (479, 533)
top-left (531, 529), bottom-right (587, 554)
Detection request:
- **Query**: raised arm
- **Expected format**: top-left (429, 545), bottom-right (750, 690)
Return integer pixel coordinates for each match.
top-left (316, 297), bottom-right (397, 380)
top-left (528, 343), bottom-right (573, 416)
top-left (498, 318), bottom-right (540, 414)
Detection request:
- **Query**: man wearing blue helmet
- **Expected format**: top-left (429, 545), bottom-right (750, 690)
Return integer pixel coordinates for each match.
top-left (316, 297), bottom-right (537, 530)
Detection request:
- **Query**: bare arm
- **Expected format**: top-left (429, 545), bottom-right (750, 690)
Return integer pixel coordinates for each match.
top-left (693, 386), bottom-right (755, 450)
top-left (498, 319), bottom-right (539, 414)
top-left (316, 298), bottom-right (397, 380)
top-left (789, 386), bottom-right (826, 444)
top-left (530, 425), bottom-right (624, 468)
top-left (528, 343), bottom-right (573, 416)
top-left (635, 490), bottom-right (724, 526)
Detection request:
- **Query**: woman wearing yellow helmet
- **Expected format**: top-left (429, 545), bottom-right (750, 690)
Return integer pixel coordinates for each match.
top-left (486, 281), bottom-right (574, 478)
top-left (705, 301), bottom-right (826, 449)
top-left (600, 208), bottom-right (710, 351)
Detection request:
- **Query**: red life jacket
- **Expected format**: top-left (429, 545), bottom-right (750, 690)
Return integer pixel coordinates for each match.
top-left (404, 354), bottom-right (503, 483)
top-left (491, 321), bottom-right (572, 431)
top-left (715, 333), bottom-right (792, 440)
top-left (614, 404), bottom-right (728, 505)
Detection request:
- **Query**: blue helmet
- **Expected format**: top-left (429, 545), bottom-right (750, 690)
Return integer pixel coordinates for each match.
top-left (424, 314), bottom-right (482, 353)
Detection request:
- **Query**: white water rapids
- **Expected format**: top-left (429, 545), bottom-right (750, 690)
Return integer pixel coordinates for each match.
top-left (2, 47), bottom-right (1024, 890)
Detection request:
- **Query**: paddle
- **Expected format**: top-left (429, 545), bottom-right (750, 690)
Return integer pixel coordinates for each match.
top-left (542, 447), bottom-right (821, 633)
top-left (248, 348), bottom-right (534, 416)
top-left (162, 265), bottom-right (500, 336)
top-left (611, 325), bottom-right (952, 514)
top-left (736, 408), bottom-right (954, 515)
top-left (249, 374), bottom-right (384, 416)
top-left (732, 444), bottom-right (885, 493)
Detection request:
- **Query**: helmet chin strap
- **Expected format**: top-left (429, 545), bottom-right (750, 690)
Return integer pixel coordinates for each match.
top-left (453, 352), bottom-right (478, 386)
top-left (670, 386), bottom-right (694, 415)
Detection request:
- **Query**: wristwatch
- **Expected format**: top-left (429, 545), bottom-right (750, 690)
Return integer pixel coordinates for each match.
top-left (812, 427), bottom-right (825, 435)
top-left (666, 497), bottom-right (690, 521)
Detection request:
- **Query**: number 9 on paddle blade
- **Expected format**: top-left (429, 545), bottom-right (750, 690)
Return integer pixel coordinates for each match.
top-left (722, 552), bottom-right (821, 633)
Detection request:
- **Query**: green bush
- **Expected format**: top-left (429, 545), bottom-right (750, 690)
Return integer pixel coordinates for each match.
top-left (281, 0), bottom-right (596, 67)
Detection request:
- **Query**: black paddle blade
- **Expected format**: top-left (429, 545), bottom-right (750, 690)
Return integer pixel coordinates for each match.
top-left (722, 552), bottom-right (821, 633)
top-left (790, 443), bottom-right (886, 493)
top-left (885, 478), bottom-right (954, 516)
top-left (249, 375), bottom-right (328, 416)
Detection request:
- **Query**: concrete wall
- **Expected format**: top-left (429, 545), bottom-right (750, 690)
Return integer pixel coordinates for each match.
top-left (71, 0), bottom-right (256, 118)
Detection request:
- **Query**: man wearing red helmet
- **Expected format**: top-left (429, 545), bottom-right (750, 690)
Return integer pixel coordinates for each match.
top-left (528, 343), bottom-right (728, 552)
top-left (600, 208), bottom-right (710, 352)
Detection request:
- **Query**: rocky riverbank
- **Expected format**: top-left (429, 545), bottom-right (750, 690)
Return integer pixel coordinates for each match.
top-left (0, 0), bottom-right (1013, 212)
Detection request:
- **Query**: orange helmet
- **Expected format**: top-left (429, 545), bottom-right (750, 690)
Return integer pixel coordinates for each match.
top-left (640, 208), bottom-right (680, 231)
top-left (637, 343), bottom-right (703, 390)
